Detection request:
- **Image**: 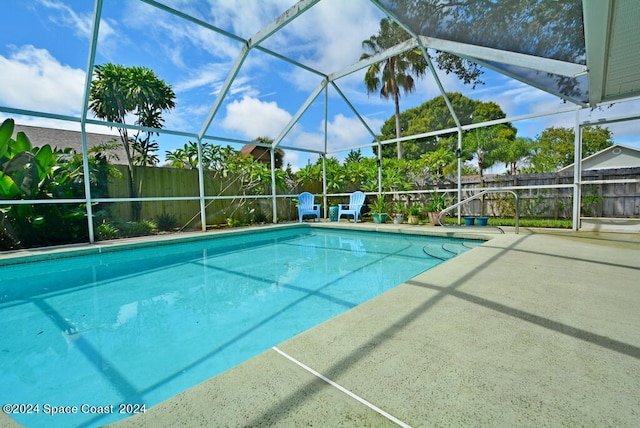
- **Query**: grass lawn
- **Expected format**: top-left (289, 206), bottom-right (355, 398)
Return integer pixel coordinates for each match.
top-left (442, 217), bottom-right (572, 228)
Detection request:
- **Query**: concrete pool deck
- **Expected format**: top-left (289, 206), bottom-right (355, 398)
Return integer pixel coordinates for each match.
top-left (108, 224), bottom-right (639, 427)
top-left (2, 224), bottom-right (639, 427)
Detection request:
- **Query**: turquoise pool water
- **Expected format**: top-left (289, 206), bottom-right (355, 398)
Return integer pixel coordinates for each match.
top-left (0, 227), bottom-right (480, 427)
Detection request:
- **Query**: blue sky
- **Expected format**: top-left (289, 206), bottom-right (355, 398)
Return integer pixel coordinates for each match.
top-left (2, 0), bottom-right (640, 172)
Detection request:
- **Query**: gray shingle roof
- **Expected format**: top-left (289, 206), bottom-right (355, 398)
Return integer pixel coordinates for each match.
top-left (14, 124), bottom-right (128, 165)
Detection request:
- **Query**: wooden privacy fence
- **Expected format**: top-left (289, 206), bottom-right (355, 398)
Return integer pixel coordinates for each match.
top-left (104, 165), bottom-right (640, 225)
top-left (105, 165), bottom-right (298, 227)
top-left (458, 167), bottom-right (640, 218)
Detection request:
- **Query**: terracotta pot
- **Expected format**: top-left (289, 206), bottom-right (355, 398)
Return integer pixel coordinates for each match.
top-left (427, 211), bottom-right (446, 225)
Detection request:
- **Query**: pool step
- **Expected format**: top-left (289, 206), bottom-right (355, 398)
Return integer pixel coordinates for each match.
top-left (422, 243), bottom-right (458, 260)
top-left (423, 240), bottom-right (483, 260)
top-left (462, 240), bottom-right (483, 249)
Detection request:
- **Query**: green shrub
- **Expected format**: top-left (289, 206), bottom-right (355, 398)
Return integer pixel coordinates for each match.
top-left (96, 222), bottom-right (119, 240)
top-left (117, 220), bottom-right (156, 237)
top-left (226, 217), bottom-right (241, 227)
top-left (95, 220), bottom-right (157, 239)
top-left (155, 212), bottom-right (178, 231)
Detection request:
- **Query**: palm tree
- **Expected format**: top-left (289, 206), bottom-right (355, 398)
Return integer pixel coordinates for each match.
top-left (494, 136), bottom-right (534, 175)
top-left (89, 63), bottom-right (175, 220)
top-left (361, 18), bottom-right (428, 159)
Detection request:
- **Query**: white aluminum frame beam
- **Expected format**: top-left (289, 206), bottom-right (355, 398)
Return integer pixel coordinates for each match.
top-left (141, 0), bottom-right (324, 77)
top-left (274, 80), bottom-right (328, 147)
top-left (377, 105), bottom-right (581, 148)
top-left (197, 45), bottom-right (249, 139)
top-left (78, 0), bottom-right (104, 243)
top-left (250, 0), bottom-right (320, 46)
top-left (330, 82), bottom-right (379, 141)
top-left (198, 0), bottom-right (320, 139)
top-left (418, 36), bottom-right (587, 78)
top-left (464, 56), bottom-right (588, 107)
top-left (328, 38), bottom-right (420, 81)
top-left (582, 0), bottom-right (613, 106)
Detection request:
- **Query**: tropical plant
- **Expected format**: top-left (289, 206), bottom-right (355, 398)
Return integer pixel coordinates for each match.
top-left (493, 136), bottom-right (535, 175)
top-left (407, 203), bottom-right (422, 216)
top-left (89, 63), bottom-right (176, 220)
top-left (166, 141), bottom-right (289, 228)
top-left (324, 157), bottom-right (346, 192)
top-left (420, 146), bottom-right (456, 177)
top-left (361, 18), bottom-right (428, 159)
top-left (426, 192), bottom-right (451, 212)
top-left (463, 123), bottom-right (516, 182)
top-left (165, 141), bottom-right (202, 169)
top-left (368, 194), bottom-right (389, 214)
top-left (0, 119), bottom-right (86, 248)
top-left (117, 220), bottom-right (157, 237)
top-left (155, 212), bottom-right (178, 231)
top-left (345, 149), bottom-right (363, 163)
top-left (392, 200), bottom-right (406, 216)
top-left (296, 160), bottom-right (323, 188)
top-left (0, 118), bottom-right (124, 249)
top-left (96, 222), bottom-right (119, 240)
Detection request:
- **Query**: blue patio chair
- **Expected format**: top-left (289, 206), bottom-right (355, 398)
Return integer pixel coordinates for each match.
top-left (297, 192), bottom-right (321, 222)
top-left (337, 191), bottom-right (365, 223)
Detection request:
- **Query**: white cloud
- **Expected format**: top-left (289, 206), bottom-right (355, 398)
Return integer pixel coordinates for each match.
top-left (174, 64), bottom-right (230, 94)
top-left (326, 113), bottom-right (374, 151)
top-left (206, 0), bottom-right (293, 39)
top-left (220, 95), bottom-right (292, 140)
top-left (37, 0), bottom-right (117, 48)
top-left (273, 0), bottom-right (384, 91)
top-left (286, 130), bottom-right (324, 153)
top-left (0, 45), bottom-right (85, 114)
top-left (282, 150), bottom-right (301, 171)
top-left (581, 100), bottom-right (640, 145)
top-left (508, 89), bottom-right (564, 117)
top-left (114, 1), bottom-right (245, 75)
top-left (275, 112), bottom-right (379, 157)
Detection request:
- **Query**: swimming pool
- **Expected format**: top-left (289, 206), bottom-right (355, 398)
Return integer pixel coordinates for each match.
top-left (0, 226), bottom-right (481, 427)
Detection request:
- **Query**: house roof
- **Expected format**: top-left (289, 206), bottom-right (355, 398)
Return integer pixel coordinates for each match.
top-left (240, 144), bottom-right (268, 160)
top-left (14, 124), bottom-right (128, 165)
top-left (558, 144), bottom-right (640, 172)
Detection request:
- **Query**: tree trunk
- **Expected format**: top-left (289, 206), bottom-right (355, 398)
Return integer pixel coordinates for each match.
top-left (119, 128), bottom-right (141, 221)
top-left (394, 92), bottom-right (403, 160)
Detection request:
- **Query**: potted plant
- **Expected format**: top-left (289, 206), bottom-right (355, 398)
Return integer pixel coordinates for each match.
top-left (407, 203), bottom-right (422, 225)
top-left (392, 201), bottom-right (406, 224)
top-left (368, 194), bottom-right (389, 223)
top-left (426, 192), bottom-right (451, 225)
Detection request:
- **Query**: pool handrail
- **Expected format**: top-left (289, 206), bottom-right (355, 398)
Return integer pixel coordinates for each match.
top-left (437, 190), bottom-right (520, 234)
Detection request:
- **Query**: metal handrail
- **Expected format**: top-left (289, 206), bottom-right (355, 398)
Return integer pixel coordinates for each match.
top-left (437, 190), bottom-right (520, 234)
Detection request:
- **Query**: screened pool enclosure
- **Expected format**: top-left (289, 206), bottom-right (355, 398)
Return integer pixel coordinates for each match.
top-left (1, 0), bottom-right (640, 247)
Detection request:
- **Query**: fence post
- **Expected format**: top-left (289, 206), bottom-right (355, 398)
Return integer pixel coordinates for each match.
top-left (572, 110), bottom-right (582, 231)
top-left (197, 137), bottom-right (207, 231)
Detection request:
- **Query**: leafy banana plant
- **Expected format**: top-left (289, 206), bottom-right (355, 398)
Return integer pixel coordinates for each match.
top-left (1, 118), bottom-right (58, 199)
top-left (0, 118), bottom-right (91, 249)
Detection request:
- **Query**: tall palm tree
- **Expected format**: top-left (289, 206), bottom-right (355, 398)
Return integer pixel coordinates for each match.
top-left (361, 18), bottom-right (428, 159)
